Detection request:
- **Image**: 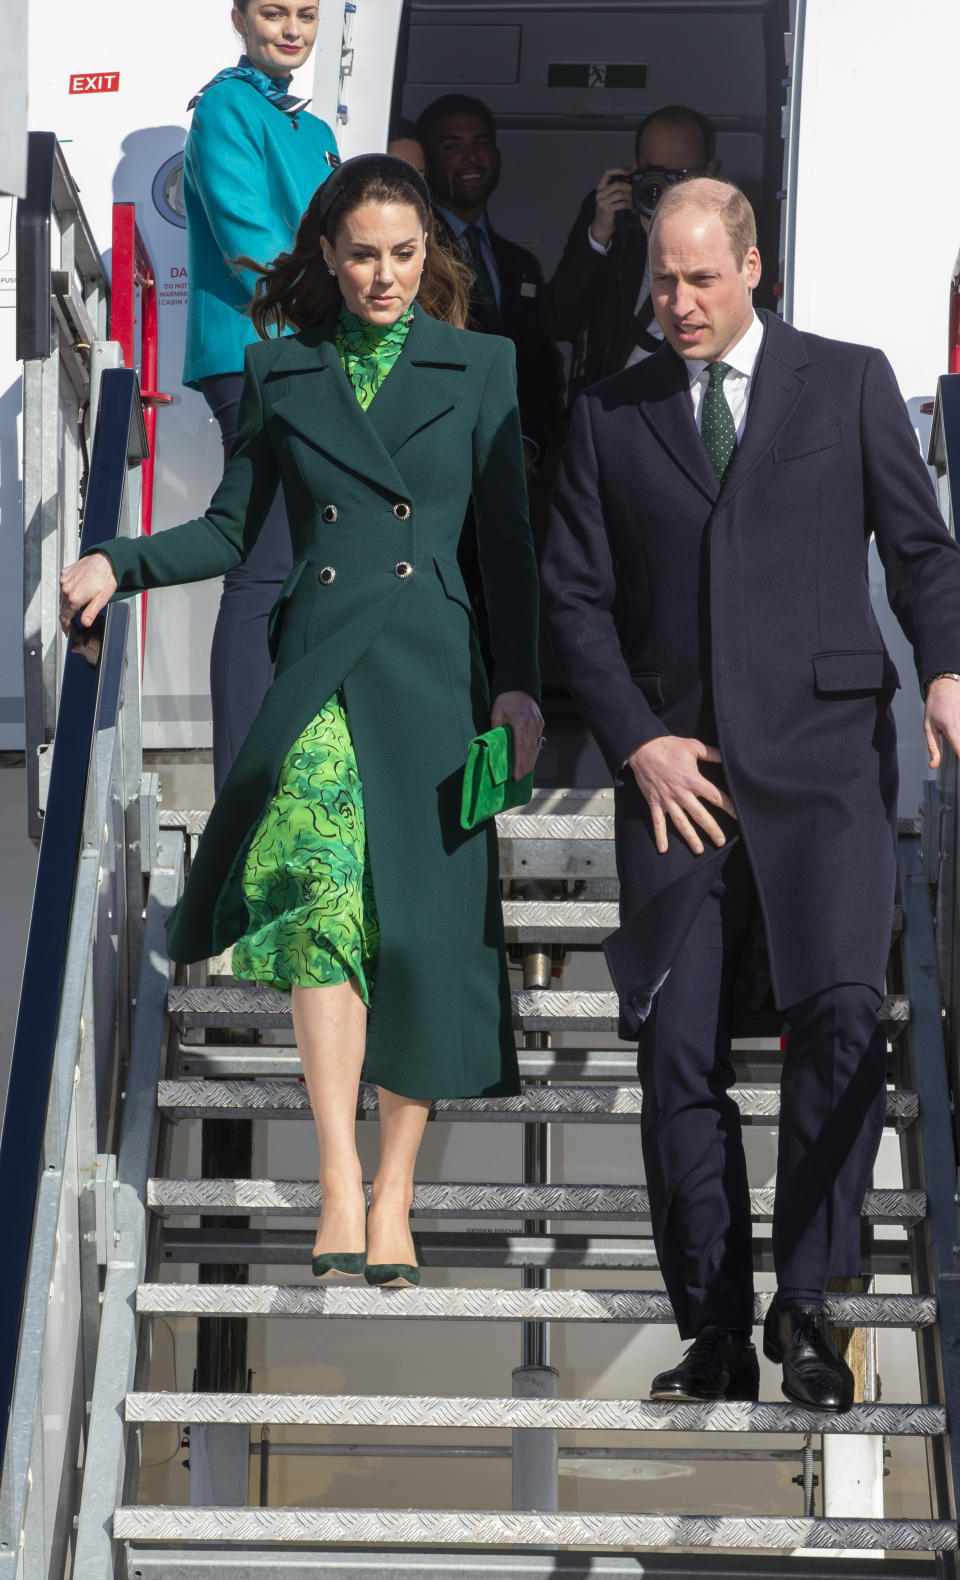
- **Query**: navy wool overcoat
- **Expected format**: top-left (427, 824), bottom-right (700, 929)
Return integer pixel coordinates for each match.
top-left (98, 304), bottom-right (540, 1097)
top-left (543, 310), bottom-right (960, 1029)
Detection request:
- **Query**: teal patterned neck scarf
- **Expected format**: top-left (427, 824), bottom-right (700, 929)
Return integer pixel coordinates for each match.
top-left (335, 305), bottom-right (414, 410)
top-left (188, 55), bottom-right (311, 121)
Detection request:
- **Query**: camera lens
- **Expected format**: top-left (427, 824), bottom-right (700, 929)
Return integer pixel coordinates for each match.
top-left (633, 172), bottom-right (669, 217)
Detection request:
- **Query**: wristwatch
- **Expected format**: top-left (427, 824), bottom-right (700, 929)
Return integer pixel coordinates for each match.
top-left (924, 672), bottom-right (960, 699)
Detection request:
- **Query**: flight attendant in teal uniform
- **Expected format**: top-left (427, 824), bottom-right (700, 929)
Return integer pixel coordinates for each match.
top-left (61, 155), bottom-right (543, 1290)
top-left (183, 0), bottom-right (340, 792)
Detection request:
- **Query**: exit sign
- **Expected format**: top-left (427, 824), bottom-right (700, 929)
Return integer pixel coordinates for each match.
top-left (69, 73), bottom-right (121, 94)
top-left (548, 63), bottom-right (647, 89)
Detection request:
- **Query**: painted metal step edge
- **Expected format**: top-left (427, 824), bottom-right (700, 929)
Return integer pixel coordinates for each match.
top-left (146, 1179), bottom-right (926, 1223)
top-left (122, 1392), bottom-right (945, 1436)
top-left (166, 986), bottom-right (912, 1035)
top-left (175, 1046), bottom-right (797, 1082)
top-left (135, 1283), bottom-right (937, 1327)
top-left (174, 1050), bottom-right (891, 1087)
top-left (156, 1079), bottom-right (919, 1125)
top-left (158, 1227), bottom-right (915, 1276)
top-left (111, 1507), bottom-right (958, 1551)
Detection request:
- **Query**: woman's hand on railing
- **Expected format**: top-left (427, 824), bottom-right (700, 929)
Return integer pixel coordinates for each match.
top-left (59, 553), bottom-right (118, 634)
top-left (490, 690), bottom-right (544, 780)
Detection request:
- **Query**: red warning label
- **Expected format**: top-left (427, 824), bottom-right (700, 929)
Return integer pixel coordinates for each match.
top-left (69, 73), bottom-right (120, 94)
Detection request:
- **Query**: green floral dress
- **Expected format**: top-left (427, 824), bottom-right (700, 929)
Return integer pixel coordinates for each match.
top-left (231, 305), bottom-right (414, 1001)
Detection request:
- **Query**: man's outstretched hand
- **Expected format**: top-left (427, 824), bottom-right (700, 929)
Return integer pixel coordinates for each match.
top-left (628, 735), bottom-right (737, 856)
top-left (924, 676), bottom-right (960, 770)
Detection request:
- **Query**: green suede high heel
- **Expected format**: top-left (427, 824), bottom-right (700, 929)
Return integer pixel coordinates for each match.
top-left (311, 1251), bottom-right (367, 1276)
top-left (364, 1205), bottom-right (419, 1288)
top-left (311, 1251), bottom-right (366, 1282)
top-left (363, 1260), bottom-right (420, 1289)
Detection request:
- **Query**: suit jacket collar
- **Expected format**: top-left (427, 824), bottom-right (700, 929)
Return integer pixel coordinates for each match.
top-left (638, 310), bottom-right (809, 506)
top-left (719, 310), bottom-right (809, 507)
top-left (264, 303), bottom-right (466, 497)
top-left (639, 342), bottom-right (720, 502)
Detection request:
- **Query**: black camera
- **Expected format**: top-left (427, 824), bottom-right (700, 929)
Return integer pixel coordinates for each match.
top-left (618, 165), bottom-right (703, 221)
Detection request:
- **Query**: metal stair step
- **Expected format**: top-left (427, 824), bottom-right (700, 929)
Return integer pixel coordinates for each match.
top-left (160, 1227), bottom-right (915, 1275)
top-left (156, 1077), bottom-right (919, 1126)
top-left (135, 1283), bottom-right (936, 1327)
top-left (112, 1506), bottom-right (957, 1552)
top-left (502, 898), bottom-right (619, 941)
top-left (123, 1390), bottom-right (944, 1435)
top-left (159, 806), bottom-right (620, 880)
top-left (176, 1045), bottom-right (831, 1083)
top-left (147, 1178), bottom-right (925, 1223)
top-left (167, 984), bottom-right (912, 1036)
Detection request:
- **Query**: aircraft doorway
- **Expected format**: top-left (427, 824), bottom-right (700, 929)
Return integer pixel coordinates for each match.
top-left (391, 0), bottom-right (791, 787)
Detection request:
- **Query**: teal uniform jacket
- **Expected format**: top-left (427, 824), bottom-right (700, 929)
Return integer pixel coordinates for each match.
top-left (98, 304), bottom-right (540, 1099)
top-left (182, 76), bottom-right (338, 387)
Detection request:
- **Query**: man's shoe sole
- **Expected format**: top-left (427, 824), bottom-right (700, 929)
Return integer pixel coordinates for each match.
top-left (648, 1385), bottom-right (760, 1403)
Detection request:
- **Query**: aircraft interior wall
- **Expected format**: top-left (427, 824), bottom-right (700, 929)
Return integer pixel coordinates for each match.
top-left (393, 0), bottom-right (790, 317)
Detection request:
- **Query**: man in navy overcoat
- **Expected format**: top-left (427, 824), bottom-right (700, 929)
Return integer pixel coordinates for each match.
top-left (542, 178), bottom-right (960, 1411)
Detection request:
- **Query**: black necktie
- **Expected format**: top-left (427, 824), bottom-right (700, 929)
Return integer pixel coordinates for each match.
top-left (700, 361), bottom-right (737, 481)
top-left (463, 225), bottom-right (500, 332)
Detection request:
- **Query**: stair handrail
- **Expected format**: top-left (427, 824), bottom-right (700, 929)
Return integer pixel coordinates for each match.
top-left (18, 131), bottom-right (113, 841)
top-left (0, 369), bottom-right (147, 1564)
top-left (111, 204), bottom-right (173, 650)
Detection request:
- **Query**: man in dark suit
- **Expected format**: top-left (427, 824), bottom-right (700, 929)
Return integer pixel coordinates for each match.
top-left (416, 93), bottom-right (563, 471)
top-left (539, 105), bottom-right (718, 402)
top-left (542, 178), bottom-right (960, 1411)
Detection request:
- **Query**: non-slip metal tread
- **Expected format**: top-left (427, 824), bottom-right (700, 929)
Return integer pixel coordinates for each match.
top-left (147, 1178), bottom-right (926, 1223)
top-left (123, 1391), bottom-right (945, 1436)
top-left (501, 899), bottom-right (619, 941)
top-left (135, 1283), bottom-right (937, 1328)
top-left (112, 1506), bottom-right (958, 1551)
top-left (167, 985), bottom-right (912, 1035)
top-left (156, 1078), bottom-right (919, 1125)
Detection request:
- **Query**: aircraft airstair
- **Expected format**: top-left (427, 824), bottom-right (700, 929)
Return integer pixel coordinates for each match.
top-left (4, 143), bottom-right (960, 1580)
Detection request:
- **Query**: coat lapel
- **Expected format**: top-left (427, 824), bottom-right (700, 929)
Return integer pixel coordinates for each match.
top-left (364, 306), bottom-right (465, 460)
top-left (718, 313), bottom-right (809, 508)
top-left (640, 351), bottom-right (720, 504)
top-left (263, 306), bottom-right (465, 497)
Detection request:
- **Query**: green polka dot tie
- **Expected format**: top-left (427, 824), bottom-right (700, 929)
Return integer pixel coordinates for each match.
top-left (700, 360), bottom-right (737, 481)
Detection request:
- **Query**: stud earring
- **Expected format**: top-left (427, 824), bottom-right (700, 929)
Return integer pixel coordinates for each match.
top-left (328, 268), bottom-right (336, 278)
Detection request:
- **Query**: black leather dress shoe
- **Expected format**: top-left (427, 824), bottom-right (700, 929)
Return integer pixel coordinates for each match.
top-left (650, 1324), bottom-right (760, 1402)
top-left (763, 1300), bottom-right (854, 1412)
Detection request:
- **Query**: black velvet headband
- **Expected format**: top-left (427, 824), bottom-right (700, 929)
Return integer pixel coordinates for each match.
top-left (314, 153), bottom-right (433, 237)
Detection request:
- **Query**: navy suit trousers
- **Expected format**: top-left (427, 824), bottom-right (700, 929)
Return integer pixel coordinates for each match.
top-left (199, 373), bottom-right (293, 794)
top-left (636, 838), bottom-right (887, 1339)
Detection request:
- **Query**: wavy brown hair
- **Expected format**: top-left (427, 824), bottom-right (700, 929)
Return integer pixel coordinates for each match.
top-left (244, 167), bottom-right (472, 335)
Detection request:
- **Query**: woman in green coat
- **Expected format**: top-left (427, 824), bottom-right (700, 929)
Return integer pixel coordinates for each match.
top-left (61, 154), bottom-right (542, 1289)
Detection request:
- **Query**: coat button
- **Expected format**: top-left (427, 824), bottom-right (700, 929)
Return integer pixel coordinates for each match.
top-left (394, 561), bottom-right (413, 579)
top-left (392, 502), bottom-right (411, 520)
top-left (322, 505), bottom-right (338, 523)
top-left (319, 566), bottom-right (336, 585)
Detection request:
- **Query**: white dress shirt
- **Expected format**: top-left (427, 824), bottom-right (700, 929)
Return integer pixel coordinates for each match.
top-left (685, 310), bottom-right (765, 439)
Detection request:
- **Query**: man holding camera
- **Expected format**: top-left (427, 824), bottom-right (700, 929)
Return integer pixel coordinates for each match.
top-left (540, 104), bottom-right (717, 401)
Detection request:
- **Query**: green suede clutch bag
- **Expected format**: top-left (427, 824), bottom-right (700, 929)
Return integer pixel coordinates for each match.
top-left (460, 725), bottom-right (534, 830)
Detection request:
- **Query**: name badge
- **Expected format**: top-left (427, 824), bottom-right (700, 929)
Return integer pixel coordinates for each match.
top-left (520, 281), bottom-right (537, 298)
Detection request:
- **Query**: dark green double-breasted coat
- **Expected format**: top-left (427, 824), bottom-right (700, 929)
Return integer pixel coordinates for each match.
top-left (100, 304), bottom-right (540, 1097)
